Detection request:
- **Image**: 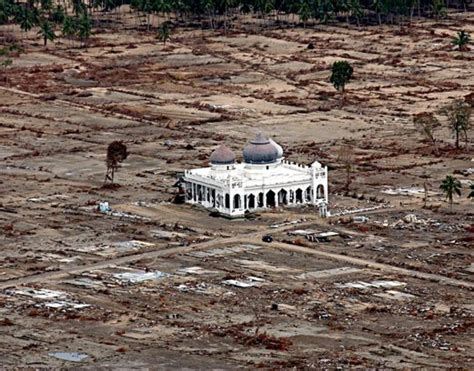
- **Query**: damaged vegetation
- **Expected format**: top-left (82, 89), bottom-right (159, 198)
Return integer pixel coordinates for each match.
top-left (0, 3), bottom-right (473, 369)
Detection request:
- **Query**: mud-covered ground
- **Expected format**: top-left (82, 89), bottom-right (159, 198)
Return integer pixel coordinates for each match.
top-left (0, 10), bottom-right (473, 368)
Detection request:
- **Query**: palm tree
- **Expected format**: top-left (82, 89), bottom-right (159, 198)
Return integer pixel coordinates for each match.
top-left (78, 12), bottom-right (92, 47)
top-left (72, 0), bottom-right (86, 16)
top-left (40, 0), bottom-right (53, 15)
top-left (430, 0), bottom-right (446, 20)
top-left (0, 0), bottom-right (15, 24)
top-left (468, 184), bottom-right (474, 199)
top-left (62, 16), bottom-right (77, 45)
top-left (51, 4), bottom-right (65, 24)
top-left (220, 0), bottom-right (234, 33)
top-left (138, 0), bottom-right (153, 30)
top-left (349, 0), bottom-right (363, 27)
top-left (439, 175), bottom-right (462, 211)
top-left (298, 0), bottom-right (310, 28)
top-left (452, 30), bottom-right (471, 52)
top-left (157, 21), bottom-right (170, 44)
top-left (202, 0), bottom-right (215, 28)
top-left (155, 0), bottom-right (172, 20)
top-left (16, 7), bottom-right (34, 35)
top-left (38, 19), bottom-right (55, 46)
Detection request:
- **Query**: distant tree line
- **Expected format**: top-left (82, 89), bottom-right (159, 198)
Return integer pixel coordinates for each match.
top-left (0, 0), bottom-right (472, 38)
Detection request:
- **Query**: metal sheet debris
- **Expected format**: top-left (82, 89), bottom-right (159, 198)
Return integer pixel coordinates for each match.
top-left (49, 352), bottom-right (89, 362)
top-left (223, 276), bottom-right (265, 288)
top-left (7, 288), bottom-right (92, 310)
top-left (11, 288), bottom-right (66, 300)
top-left (270, 219), bottom-right (306, 228)
top-left (113, 270), bottom-right (170, 284)
top-left (296, 267), bottom-right (362, 280)
top-left (27, 194), bottom-right (70, 203)
top-left (353, 216), bottom-right (369, 223)
top-left (44, 301), bottom-right (91, 309)
top-left (234, 259), bottom-right (299, 273)
top-left (176, 266), bottom-right (219, 275)
top-left (336, 280), bottom-right (406, 289)
top-left (331, 204), bottom-right (394, 217)
top-left (177, 282), bottom-right (233, 296)
top-left (288, 229), bottom-right (318, 236)
top-left (151, 230), bottom-right (188, 239)
top-left (374, 290), bottom-right (416, 301)
top-left (63, 278), bottom-right (106, 290)
top-left (73, 240), bottom-right (154, 256)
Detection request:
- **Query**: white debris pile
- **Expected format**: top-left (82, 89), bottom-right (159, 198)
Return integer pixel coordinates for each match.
top-left (296, 267), bottom-right (362, 280)
top-left (270, 219), bottom-right (307, 229)
top-left (176, 266), bottom-right (219, 275)
top-left (49, 352), bottom-right (89, 362)
top-left (222, 276), bottom-right (265, 288)
top-left (27, 194), bottom-right (70, 203)
top-left (72, 240), bottom-right (154, 257)
top-left (5, 288), bottom-right (91, 310)
top-left (98, 201), bottom-right (111, 213)
top-left (63, 277), bottom-right (106, 290)
top-left (386, 214), bottom-right (462, 232)
top-left (331, 204), bottom-right (393, 217)
top-left (374, 290), bottom-right (416, 301)
top-left (382, 186), bottom-right (443, 197)
top-left (336, 280), bottom-right (406, 290)
top-left (151, 230), bottom-right (188, 240)
top-left (176, 282), bottom-right (233, 296)
top-left (113, 269), bottom-right (170, 284)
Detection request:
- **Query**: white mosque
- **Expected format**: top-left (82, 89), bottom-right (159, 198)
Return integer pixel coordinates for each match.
top-left (182, 132), bottom-right (328, 218)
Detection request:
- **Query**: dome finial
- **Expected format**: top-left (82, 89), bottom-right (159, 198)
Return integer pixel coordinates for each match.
top-left (243, 132), bottom-right (278, 164)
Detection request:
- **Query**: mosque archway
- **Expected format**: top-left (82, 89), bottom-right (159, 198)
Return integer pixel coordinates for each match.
top-left (278, 189), bottom-right (288, 205)
top-left (316, 185), bottom-right (325, 199)
top-left (266, 190), bottom-right (276, 207)
top-left (248, 194), bottom-right (256, 209)
top-left (296, 188), bottom-right (303, 203)
top-left (234, 194), bottom-right (241, 209)
top-left (225, 193), bottom-right (230, 209)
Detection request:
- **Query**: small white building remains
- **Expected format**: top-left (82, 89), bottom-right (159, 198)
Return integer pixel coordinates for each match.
top-left (182, 133), bottom-right (328, 217)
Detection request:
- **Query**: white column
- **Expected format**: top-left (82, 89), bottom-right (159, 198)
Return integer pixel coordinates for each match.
top-left (324, 167), bottom-right (329, 202)
top-left (189, 182), bottom-right (194, 203)
top-left (311, 167), bottom-right (317, 205)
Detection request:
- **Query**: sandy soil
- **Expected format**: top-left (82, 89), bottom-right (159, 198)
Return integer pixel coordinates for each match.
top-left (0, 10), bottom-right (473, 368)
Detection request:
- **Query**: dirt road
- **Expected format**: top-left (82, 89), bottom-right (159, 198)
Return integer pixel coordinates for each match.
top-left (1, 218), bottom-right (472, 290)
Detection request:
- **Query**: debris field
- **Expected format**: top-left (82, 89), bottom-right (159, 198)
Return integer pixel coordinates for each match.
top-left (0, 11), bottom-right (473, 368)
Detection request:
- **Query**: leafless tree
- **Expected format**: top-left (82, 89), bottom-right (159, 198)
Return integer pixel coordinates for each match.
top-left (413, 112), bottom-right (441, 155)
top-left (337, 144), bottom-right (355, 194)
top-left (442, 100), bottom-right (471, 149)
top-left (104, 141), bottom-right (128, 184)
